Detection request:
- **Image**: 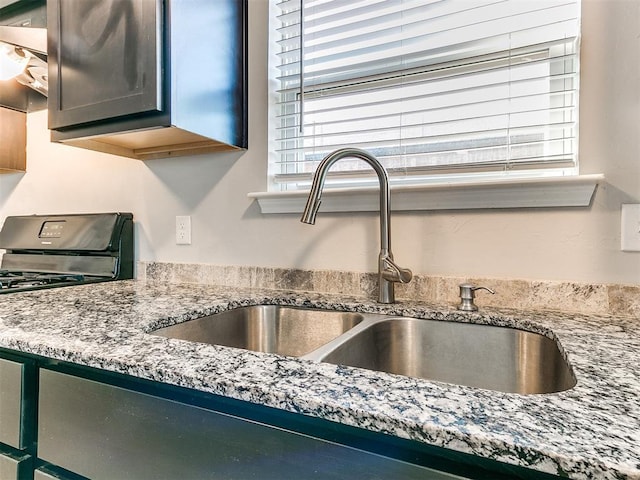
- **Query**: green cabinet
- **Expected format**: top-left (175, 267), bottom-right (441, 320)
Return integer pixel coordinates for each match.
top-left (47, 0), bottom-right (248, 160)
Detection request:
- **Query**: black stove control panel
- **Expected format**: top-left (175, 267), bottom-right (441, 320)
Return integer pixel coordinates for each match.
top-left (0, 213), bottom-right (132, 251)
top-left (39, 221), bottom-right (66, 239)
top-left (0, 213), bottom-right (134, 287)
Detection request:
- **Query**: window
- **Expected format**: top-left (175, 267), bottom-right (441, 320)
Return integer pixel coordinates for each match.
top-left (270, 0), bottom-right (581, 192)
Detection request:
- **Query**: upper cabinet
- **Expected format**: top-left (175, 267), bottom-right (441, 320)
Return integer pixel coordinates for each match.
top-left (47, 0), bottom-right (247, 160)
top-left (48, 1), bottom-right (162, 130)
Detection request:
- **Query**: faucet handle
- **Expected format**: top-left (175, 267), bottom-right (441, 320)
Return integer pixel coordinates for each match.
top-left (457, 283), bottom-right (495, 311)
top-left (394, 267), bottom-right (413, 284)
top-left (382, 258), bottom-right (413, 284)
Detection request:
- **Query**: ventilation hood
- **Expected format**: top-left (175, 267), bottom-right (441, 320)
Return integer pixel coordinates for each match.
top-left (0, 25), bottom-right (47, 112)
top-left (0, 25), bottom-right (47, 96)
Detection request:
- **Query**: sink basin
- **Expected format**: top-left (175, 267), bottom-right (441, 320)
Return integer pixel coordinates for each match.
top-left (152, 305), bottom-right (363, 357)
top-left (312, 318), bottom-right (576, 394)
top-left (152, 305), bottom-right (575, 395)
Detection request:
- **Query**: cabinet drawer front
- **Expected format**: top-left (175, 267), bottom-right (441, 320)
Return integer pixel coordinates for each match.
top-left (38, 369), bottom-right (452, 480)
top-left (0, 454), bottom-right (19, 480)
top-left (0, 358), bottom-right (24, 449)
top-left (0, 450), bottom-right (30, 480)
top-left (34, 467), bottom-right (81, 480)
top-left (34, 470), bottom-right (58, 480)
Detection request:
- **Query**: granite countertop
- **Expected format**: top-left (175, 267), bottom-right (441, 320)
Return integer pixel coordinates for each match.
top-left (0, 280), bottom-right (638, 479)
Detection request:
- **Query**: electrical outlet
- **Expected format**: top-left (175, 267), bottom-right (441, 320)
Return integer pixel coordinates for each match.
top-left (176, 216), bottom-right (191, 245)
top-left (621, 204), bottom-right (640, 252)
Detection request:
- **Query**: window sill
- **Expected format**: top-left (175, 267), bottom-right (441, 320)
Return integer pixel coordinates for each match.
top-left (248, 175), bottom-right (603, 214)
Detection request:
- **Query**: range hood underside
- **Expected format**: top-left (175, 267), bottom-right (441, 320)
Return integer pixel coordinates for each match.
top-left (0, 25), bottom-right (47, 112)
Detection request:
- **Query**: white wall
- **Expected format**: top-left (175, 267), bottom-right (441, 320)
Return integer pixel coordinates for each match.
top-left (1, 0), bottom-right (639, 285)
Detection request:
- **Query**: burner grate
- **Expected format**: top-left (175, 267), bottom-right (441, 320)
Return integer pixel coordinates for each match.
top-left (0, 271), bottom-right (86, 290)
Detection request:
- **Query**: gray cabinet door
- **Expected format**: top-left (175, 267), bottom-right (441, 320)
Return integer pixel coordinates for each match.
top-left (34, 470), bottom-right (59, 480)
top-left (0, 450), bottom-right (30, 480)
top-left (47, 0), bottom-right (163, 129)
top-left (38, 369), bottom-right (462, 480)
top-left (34, 467), bottom-right (79, 480)
top-left (0, 358), bottom-right (24, 449)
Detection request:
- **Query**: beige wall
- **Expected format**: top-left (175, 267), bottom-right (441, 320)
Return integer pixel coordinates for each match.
top-left (1, 0), bottom-right (639, 285)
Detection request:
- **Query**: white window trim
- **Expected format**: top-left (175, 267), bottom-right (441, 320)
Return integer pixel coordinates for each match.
top-left (249, 174), bottom-right (602, 214)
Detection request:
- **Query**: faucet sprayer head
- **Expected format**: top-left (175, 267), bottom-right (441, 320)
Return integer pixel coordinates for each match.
top-left (300, 197), bottom-right (321, 224)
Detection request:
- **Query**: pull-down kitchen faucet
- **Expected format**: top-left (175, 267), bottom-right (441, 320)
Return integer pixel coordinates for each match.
top-left (301, 148), bottom-right (412, 304)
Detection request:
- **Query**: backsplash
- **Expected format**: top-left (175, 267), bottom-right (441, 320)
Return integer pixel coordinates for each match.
top-left (138, 262), bottom-right (640, 317)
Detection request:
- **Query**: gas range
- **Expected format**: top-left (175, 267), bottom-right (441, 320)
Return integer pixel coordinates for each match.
top-left (0, 213), bottom-right (133, 294)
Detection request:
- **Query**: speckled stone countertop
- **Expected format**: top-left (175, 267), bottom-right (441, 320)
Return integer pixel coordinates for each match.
top-left (0, 280), bottom-right (638, 479)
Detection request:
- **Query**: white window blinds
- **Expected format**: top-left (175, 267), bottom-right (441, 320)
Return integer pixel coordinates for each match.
top-left (272, 0), bottom-right (580, 191)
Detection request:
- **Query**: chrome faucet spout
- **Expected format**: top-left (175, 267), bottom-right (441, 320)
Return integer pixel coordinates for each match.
top-left (300, 196), bottom-right (321, 225)
top-left (300, 147), bottom-right (412, 303)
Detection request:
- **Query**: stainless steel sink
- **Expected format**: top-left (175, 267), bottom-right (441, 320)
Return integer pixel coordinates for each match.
top-left (152, 306), bottom-right (576, 394)
top-left (309, 317), bottom-right (576, 394)
top-left (152, 305), bottom-right (364, 357)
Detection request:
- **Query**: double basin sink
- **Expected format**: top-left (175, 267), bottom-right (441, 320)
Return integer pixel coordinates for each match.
top-left (152, 305), bottom-right (576, 395)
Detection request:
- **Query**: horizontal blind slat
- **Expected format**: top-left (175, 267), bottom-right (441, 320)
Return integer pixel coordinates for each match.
top-left (272, 0), bottom-right (580, 190)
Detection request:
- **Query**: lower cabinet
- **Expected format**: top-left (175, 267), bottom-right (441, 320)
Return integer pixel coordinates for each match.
top-left (38, 369), bottom-right (459, 480)
top-left (33, 469), bottom-right (59, 480)
top-left (0, 449), bottom-right (30, 480)
top-left (33, 466), bottom-right (78, 480)
top-left (0, 357), bottom-right (28, 449)
top-left (0, 355), bottom-right (34, 480)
